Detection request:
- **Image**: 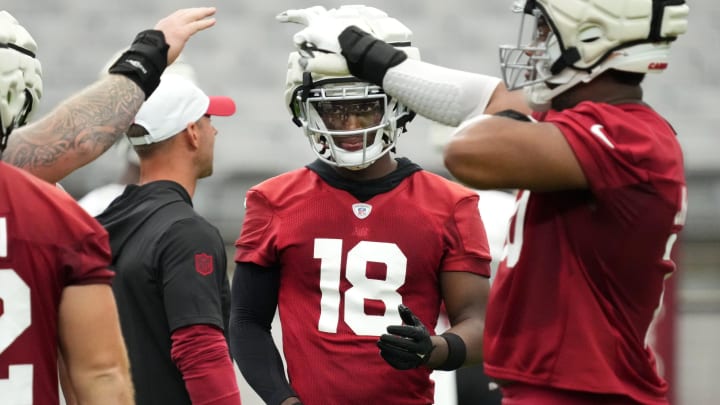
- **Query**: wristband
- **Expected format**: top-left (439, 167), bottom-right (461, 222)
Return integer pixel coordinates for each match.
top-left (339, 26), bottom-right (407, 86)
top-left (108, 29), bottom-right (168, 99)
top-left (437, 332), bottom-right (466, 371)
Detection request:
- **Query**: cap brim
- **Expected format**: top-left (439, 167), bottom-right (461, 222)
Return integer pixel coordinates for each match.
top-left (207, 96), bottom-right (236, 116)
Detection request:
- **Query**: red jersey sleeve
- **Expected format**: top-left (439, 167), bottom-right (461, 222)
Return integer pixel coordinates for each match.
top-left (440, 193), bottom-right (491, 277)
top-left (60, 231), bottom-right (114, 286)
top-left (234, 189), bottom-right (278, 267)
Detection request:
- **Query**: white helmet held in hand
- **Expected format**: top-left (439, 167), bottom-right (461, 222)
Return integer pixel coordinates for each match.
top-left (499, 0), bottom-right (689, 111)
top-left (0, 11), bottom-right (42, 144)
top-left (282, 5), bottom-right (421, 170)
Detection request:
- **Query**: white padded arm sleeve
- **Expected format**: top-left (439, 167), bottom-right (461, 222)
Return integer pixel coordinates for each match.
top-left (382, 59), bottom-right (502, 127)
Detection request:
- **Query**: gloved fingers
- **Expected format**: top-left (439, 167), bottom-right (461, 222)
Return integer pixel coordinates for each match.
top-left (292, 30), bottom-right (313, 48)
top-left (379, 333), bottom-right (426, 352)
top-left (300, 53), bottom-right (350, 75)
top-left (329, 5), bottom-right (388, 19)
top-left (386, 325), bottom-right (425, 340)
top-left (398, 304), bottom-right (422, 327)
top-left (379, 348), bottom-right (419, 370)
top-left (377, 339), bottom-right (429, 370)
top-left (276, 6), bottom-right (327, 25)
top-left (377, 337), bottom-right (410, 352)
top-left (293, 32), bottom-right (341, 55)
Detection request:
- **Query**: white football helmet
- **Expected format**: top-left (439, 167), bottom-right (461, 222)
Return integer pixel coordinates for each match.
top-left (285, 32), bottom-right (420, 170)
top-left (499, 0), bottom-right (689, 111)
top-left (0, 11), bottom-right (42, 147)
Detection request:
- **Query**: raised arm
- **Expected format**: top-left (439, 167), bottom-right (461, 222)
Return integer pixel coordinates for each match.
top-left (4, 75), bottom-right (144, 183)
top-left (276, 6), bottom-right (530, 127)
top-left (3, 7), bottom-right (216, 183)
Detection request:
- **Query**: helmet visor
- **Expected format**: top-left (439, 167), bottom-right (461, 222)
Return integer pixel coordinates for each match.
top-left (314, 99), bottom-right (384, 131)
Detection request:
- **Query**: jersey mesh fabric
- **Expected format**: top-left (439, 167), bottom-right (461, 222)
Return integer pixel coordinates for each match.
top-left (235, 166), bottom-right (490, 405)
top-left (0, 162), bottom-right (113, 405)
top-left (484, 102), bottom-right (685, 405)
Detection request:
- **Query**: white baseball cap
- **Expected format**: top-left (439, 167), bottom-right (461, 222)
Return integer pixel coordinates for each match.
top-left (129, 74), bottom-right (236, 146)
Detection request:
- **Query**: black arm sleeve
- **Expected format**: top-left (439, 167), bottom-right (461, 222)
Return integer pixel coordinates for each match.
top-left (229, 262), bottom-right (297, 405)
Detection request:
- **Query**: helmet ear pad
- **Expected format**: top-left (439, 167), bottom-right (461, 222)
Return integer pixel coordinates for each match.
top-left (0, 11), bottom-right (43, 140)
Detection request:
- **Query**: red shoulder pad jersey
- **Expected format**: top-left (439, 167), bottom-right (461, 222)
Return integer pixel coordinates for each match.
top-left (236, 168), bottom-right (491, 405)
top-left (484, 102), bottom-right (687, 404)
top-left (0, 163), bottom-right (113, 405)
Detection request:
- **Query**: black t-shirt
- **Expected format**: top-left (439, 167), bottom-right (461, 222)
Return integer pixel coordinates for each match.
top-left (97, 180), bottom-right (230, 405)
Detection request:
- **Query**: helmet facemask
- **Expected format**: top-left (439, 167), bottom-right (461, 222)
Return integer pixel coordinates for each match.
top-left (290, 75), bottom-right (411, 170)
top-left (499, 5), bottom-right (552, 92)
top-left (499, 9), bottom-right (590, 111)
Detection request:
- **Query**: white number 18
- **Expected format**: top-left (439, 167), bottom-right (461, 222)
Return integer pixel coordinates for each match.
top-left (315, 239), bottom-right (406, 336)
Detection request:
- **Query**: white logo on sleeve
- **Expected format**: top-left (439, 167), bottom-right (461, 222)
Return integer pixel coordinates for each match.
top-left (590, 124), bottom-right (615, 149)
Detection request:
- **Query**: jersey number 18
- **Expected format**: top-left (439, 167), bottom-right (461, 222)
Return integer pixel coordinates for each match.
top-left (315, 239), bottom-right (406, 336)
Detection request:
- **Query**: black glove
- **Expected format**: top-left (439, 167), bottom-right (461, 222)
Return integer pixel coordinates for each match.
top-left (338, 25), bottom-right (407, 87)
top-left (377, 304), bottom-right (434, 370)
top-left (108, 29), bottom-right (169, 99)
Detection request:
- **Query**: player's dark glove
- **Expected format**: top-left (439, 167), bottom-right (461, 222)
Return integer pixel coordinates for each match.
top-left (108, 29), bottom-right (169, 99)
top-left (377, 304), bottom-right (434, 370)
top-left (338, 25), bottom-right (407, 87)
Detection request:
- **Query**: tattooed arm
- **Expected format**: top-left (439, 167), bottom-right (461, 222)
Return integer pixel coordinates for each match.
top-left (4, 76), bottom-right (144, 183)
top-left (2, 7), bottom-right (217, 183)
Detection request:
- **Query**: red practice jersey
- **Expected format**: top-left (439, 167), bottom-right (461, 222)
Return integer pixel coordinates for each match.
top-left (236, 167), bottom-right (491, 405)
top-left (484, 102), bottom-right (687, 404)
top-left (0, 162), bottom-right (113, 405)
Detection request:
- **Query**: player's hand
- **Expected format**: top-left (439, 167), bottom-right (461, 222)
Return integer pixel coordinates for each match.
top-left (277, 5), bottom-right (380, 55)
top-left (277, 5), bottom-right (410, 55)
top-left (377, 304), bottom-right (434, 370)
top-left (154, 7), bottom-right (217, 66)
top-left (277, 5), bottom-right (412, 82)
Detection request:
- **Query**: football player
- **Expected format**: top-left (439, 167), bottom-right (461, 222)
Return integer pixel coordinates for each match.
top-left (230, 6), bottom-right (492, 404)
top-left (279, 1), bottom-right (690, 404)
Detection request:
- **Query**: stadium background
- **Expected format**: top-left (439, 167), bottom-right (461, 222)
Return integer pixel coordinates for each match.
top-left (6, 0), bottom-right (718, 404)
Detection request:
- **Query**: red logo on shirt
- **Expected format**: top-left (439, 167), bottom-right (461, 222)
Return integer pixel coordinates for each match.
top-left (194, 253), bottom-right (214, 276)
